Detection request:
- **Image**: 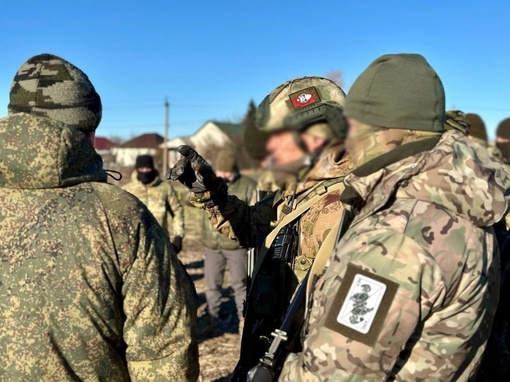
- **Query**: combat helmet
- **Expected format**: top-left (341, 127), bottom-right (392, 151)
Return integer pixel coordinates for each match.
top-left (256, 76), bottom-right (346, 138)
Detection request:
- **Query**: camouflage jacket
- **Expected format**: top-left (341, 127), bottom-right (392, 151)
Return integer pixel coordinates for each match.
top-left (0, 113), bottom-right (199, 381)
top-left (201, 173), bottom-right (256, 250)
top-left (280, 130), bottom-right (510, 381)
top-left (206, 140), bottom-right (352, 280)
top-left (123, 171), bottom-right (185, 239)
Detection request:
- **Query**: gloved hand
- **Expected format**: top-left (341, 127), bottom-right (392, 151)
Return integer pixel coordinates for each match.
top-left (168, 145), bottom-right (227, 208)
top-left (168, 145), bottom-right (218, 193)
top-left (171, 236), bottom-right (183, 255)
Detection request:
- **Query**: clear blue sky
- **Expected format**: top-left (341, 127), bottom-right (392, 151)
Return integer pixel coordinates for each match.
top-left (1, 0), bottom-right (508, 141)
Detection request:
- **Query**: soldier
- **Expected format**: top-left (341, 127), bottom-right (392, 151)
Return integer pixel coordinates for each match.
top-left (494, 118), bottom-right (510, 174)
top-left (0, 54), bottom-right (199, 381)
top-left (279, 53), bottom-right (509, 381)
top-left (170, 76), bottom-right (352, 380)
top-left (201, 151), bottom-right (256, 335)
top-left (467, 112), bottom-right (489, 147)
top-left (123, 154), bottom-right (185, 253)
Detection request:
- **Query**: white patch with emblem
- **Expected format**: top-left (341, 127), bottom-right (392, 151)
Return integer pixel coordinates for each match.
top-left (336, 273), bottom-right (387, 334)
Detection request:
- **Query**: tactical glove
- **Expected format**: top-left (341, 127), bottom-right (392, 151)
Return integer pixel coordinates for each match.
top-left (168, 145), bottom-right (227, 208)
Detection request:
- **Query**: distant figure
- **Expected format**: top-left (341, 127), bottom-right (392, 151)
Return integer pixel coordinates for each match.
top-left (201, 151), bottom-right (256, 335)
top-left (493, 118), bottom-right (510, 229)
top-left (0, 53), bottom-right (199, 381)
top-left (124, 154), bottom-right (185, 254)
top-left (466, 113), bottom-right (489, 147)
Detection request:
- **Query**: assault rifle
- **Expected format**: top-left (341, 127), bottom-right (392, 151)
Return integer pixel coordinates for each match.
top-left (247, 271), bottom-right (309, 381)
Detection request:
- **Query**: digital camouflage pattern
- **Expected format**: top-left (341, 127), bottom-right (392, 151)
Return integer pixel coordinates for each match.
top-left (280, 130), bottom-right (510, 381)
top-left (123, 171), bottom-right (185, 239)
top-left (0, 113), bottom-right (199, 381)
top-left (8, 54), bottom-right (102, 133)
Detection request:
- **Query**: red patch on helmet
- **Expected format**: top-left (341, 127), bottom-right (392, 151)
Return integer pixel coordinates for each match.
top-left (289, 86), bottom-right (321, 109)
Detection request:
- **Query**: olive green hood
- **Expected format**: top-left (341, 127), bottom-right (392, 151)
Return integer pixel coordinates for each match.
top-left (344, 53), bottom-right (445, 132)
top-left (0, 113), bottom-right (107, 189)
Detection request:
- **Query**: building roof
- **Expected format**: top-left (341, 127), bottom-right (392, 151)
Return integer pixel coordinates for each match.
top-left (210, 121), bottom-right (243, 138)
top-left (94, 137), bottom-right (114, 150)
top-left (117, 133), bottom-right (164, 148)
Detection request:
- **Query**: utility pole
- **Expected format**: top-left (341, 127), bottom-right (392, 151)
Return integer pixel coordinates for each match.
top-left (163, 97), bottom-right (169, 176)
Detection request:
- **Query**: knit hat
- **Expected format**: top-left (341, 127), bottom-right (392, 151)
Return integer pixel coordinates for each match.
top-left (215, 151), bottom-right (236, 172)
top-left (466, 113), bottom-right (488, 143)
top-left (496, 118), bottom-right (510, 139)
top-left (344, 54), bottom-right (445, 132)
top-left (135, 155), bottom-right (155, 169)
top-left (8, 53), bottom-right (102, 133)
top-left (445, 110), bottom-right (470, 135)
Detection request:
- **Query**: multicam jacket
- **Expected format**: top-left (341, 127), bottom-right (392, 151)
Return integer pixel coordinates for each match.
top-left (201, 173), bottom-right (256, 250)
top-left (280, 130), bottom-right (510, 381)
top-left (123, 171), bottom-right (185, 239)
top-left (0, 113), bottom-right (199, 381)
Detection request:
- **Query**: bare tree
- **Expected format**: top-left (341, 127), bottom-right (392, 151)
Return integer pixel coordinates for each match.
top-left (324, 69), bottom-right (344, 88)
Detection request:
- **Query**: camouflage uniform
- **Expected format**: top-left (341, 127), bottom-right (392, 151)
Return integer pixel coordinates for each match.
top-left (123, 171), bottom-right (185, 239)
top-left (0, 113), bottom-right (199, 381)
top-left (280, 130), bottom-right (508, 381)
top-left (2, 52), bottom-right (198, 381)
top-left (201, 172), bottom-right (256, 320)
top-left (205, 140), bottom-right (351, 280)
top-left (170, 77), bottom-right (350, 380)
top-left (280, 53), bottom-right (509, 382)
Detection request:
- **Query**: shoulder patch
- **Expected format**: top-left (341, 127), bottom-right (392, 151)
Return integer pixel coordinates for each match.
top-left (325, 263), bottom-right (398, 346)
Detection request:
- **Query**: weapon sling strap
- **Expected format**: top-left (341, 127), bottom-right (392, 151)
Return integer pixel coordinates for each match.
top-left (252, 181), bottom-right (346, 278)
top-left (305, 215), bottom-right (344, 309)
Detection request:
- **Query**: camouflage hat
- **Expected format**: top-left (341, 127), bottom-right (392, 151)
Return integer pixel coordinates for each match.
top-left (215, 150), bottom-right (236, 172)
top-left (256, 76), bottom-right (346, 138)
top-left (344, 54), bottom-right (445, 132)
top-left (445, 110), bottom-right (470, 135)
top-left (466, 113), bottom-right (488, 143)
top-left (8, 53), bottom-right (102, 133)
top-left (496, 118), bottom-right (510, 139)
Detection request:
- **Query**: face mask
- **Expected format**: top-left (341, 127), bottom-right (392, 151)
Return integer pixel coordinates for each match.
top-left (497, 141), bottom-right (510, 161)
top-left (137, 170), bottom-right (157, 185)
